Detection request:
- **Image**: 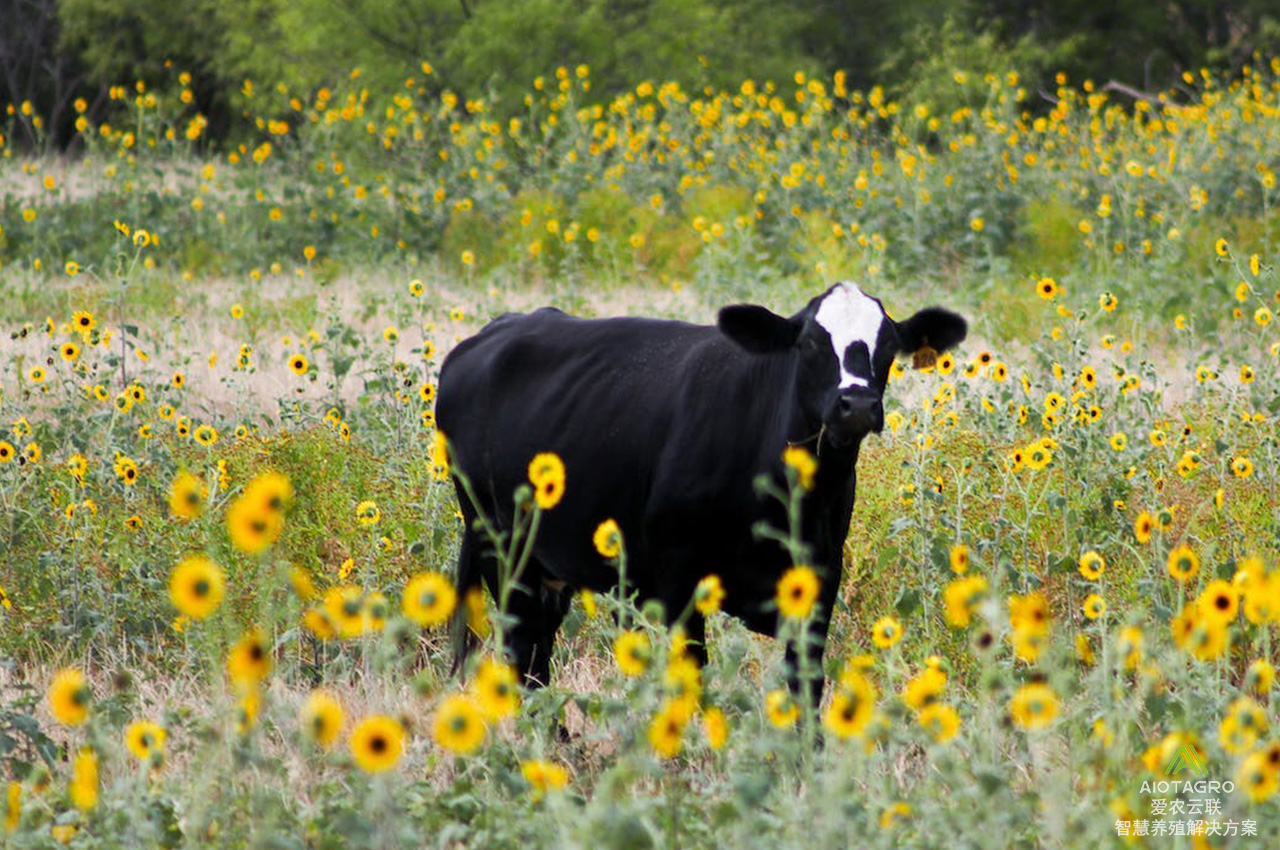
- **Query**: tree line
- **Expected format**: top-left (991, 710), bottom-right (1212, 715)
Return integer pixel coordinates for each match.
top-left (4, 0), bottom-right (1280, 148)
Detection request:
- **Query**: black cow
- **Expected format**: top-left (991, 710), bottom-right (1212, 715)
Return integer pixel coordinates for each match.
top-left (437, 282), bottom-right (966, 702)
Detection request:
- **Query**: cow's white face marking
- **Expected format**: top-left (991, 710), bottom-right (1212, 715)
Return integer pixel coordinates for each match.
top-left (813, 282), bottom-right (886, 389)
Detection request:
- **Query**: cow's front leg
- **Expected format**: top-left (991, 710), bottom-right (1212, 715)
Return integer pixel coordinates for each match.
top-left (784, 612), bottom-right (830, 712)
top-left (783, 558), bottom-right (841, 711)
top-left (503, 571), bottom-right (571, 689)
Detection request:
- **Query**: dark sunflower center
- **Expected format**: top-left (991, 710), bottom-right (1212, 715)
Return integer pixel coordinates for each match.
top-left (194, 579), bottom-right (210, 597)
top-left (370, 735), bottom-right (387, 754)
top-left (249, 644), bottom-right (264, 661)
top-left (1215, 595), bottom-right (1230, 610)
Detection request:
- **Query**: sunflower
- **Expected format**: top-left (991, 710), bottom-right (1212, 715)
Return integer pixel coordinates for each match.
top-left (418, 382), bottom-right (435, 403)
top-left (1133, 511), bottom-right (1154, 544)
top-left (592, 518), bottom-right (622, 558)
top-left (325, 585), bottom-right (368, 638)
top-left (301, 690), bottom-right (345, 749)
top-left (1076, 634), bottom-right (1095, 666)
top-left (1197, 579), bottom-right (1239, 623)
top-left (1186, 620), bottom-right (1229, 662)
top-left (59, 341), bottom-right (79, 361)
top-left (702, 706), bottom-right (729, 750)
top-left (113, 455), bottom-right (138, 485)
top-left (776, 565), bottom-right (820, 619)
top-left (302, 608), bottom-right (336, 640)
top-left (363, 592), bottom-right (389, 632)
top-left (72, 311), bottom-right (95, 334)
top-left (168, 471), bottom-right (207, 520)
top-left (1245, 659), bottom-right (1276, 694)
top-left (1232, 456), bottom-right (1254, 478)
top-left (47, 668), bottom-right (91, 726)
top-left (902, 667), bottom-right (946, 711)
top-left (527, 452), bottom-right (565, 510)
top-left (1036, 277), bottom-right (1057, 299)
top-left (226, 497), bottom-right (283, 555)
top-left (943, 575), bottom-right (987, 628)
top-left (5, 782), bottom-right (19, 833)
top-left (694, 574), bottom-right (725, 615)
top-left (824, 673), bottom-right (876, 739)
top-left (1082, 594), bottom-right (1107, 620)
top-left (946, 543), bottom-right (969, 574)
top-left (432, 694), bottom-right (487, 755)
top-left (124, 720), bottom-right (166, 763)
top-left (430, 430), bottom-right (450, 480)
top-left (648, 700), bottom-right (688, 758)
top-left (1010, 683), bottom-right (1059, 731)
top-left (1078, 551), bottom-right (1105, 580)
top-left (350, 715), bottom-right (405, 772)
top-left (871, 615), bottom-right (902, 649)
top-left (227, 628), bottom-right (272, 688)
top-left (289, 567), bottom-right (318, 601)
top-left (782, 445), bottom-right (817, 491)
top-left (69, 748), bottom-right (98, 812)
top-left (1009, 591), bottom-right (1050, 635)
top-left (0, 442), bottom-right (13, 463)
top-left (880, 802), bottom-right (912, 830)
top-left (193, 424), bottom-right (218, 446)
top-left (664, 656), bottom-right (703, 713)
top-left (1116, 625), bottom-right (1145, 670)
top-left (765, 689), bottom-right (799, 728)
top-left (1166, 545), bottom-right (1200, 583)
top-left (402, 571), bottom-right (457, 627)
top-left (355, 499), bottom-right (381, 525)
top-left (1238, 751), bottom-right (1279, 803)
top-left (169, 554), bottom-right (225, 620)
top-left (520, 760), bottom-right (570, 800)
top-left (242, 470), bottom-right (293, 513)
top-left (66, 453), bottom-right (88, 482)
top-left (613, 630), bottom-right (650, 676)
top-left (917, 703), bottom-right (960, 743)
top-left (288, 354), bottom-right (309, 375)
top-left (471, 658), bottom-right (520, 721)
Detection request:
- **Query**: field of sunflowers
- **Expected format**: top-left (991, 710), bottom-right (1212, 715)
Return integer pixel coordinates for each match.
top-left (1, 58), bottom-right (1279, 848)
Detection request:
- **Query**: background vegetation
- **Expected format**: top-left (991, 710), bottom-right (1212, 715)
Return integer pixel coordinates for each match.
top-left (1, 3), bottom-right (1279, 849)
top-left (5, 0), bottom-right (1280, 147)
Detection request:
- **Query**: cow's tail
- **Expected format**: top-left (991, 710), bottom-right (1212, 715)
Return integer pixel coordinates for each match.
top-left (449, 530), bottom-right (483, 677)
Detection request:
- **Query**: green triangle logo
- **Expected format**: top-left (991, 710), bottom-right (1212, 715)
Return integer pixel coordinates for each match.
top-left (1164, 743), bottom-right (1208, 777)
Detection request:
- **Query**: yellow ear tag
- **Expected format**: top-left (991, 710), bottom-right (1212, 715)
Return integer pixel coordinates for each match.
top-left (912, 345), bottom-right (938, 370)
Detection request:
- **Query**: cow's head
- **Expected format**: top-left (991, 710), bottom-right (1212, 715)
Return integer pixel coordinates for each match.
top-left (718, 282), bottom-right (967, 447)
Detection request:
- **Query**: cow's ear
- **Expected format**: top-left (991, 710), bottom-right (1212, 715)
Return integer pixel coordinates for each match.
top-left (896, 307), bottom-right (967, 355)
top-left (718, 304), bottom-right (802, 353)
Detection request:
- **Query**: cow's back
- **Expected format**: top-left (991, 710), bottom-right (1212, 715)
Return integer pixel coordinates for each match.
top-left (438, 308), bottom-right (764, 590)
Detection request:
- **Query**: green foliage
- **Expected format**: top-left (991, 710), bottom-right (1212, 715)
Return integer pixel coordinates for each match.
top-left (4, 58), bottom-right (1280, 848)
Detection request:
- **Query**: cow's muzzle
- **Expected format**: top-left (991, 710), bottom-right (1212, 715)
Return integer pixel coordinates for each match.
top-left (831, 390), bottom-right (884, 436)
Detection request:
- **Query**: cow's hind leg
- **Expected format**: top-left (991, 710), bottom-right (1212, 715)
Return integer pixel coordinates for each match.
top-left (449, 527), bottom-right (494, 674)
